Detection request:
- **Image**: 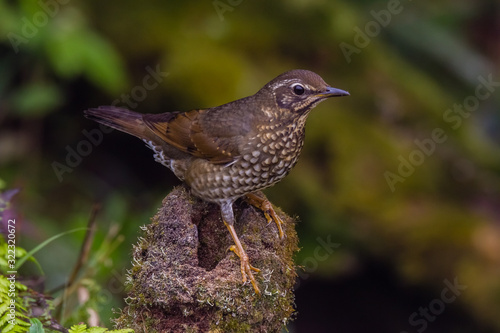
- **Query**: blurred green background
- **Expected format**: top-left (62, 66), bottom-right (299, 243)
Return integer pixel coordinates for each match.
top-left (1, 0), bottom-right (500, 332)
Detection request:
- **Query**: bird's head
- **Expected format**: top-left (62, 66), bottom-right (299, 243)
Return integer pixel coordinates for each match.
top-left (262, 69), bottom-right (349, 117)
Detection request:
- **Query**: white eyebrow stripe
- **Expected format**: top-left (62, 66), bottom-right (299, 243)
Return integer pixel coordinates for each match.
top-left (269, 78), bottom-right (296, 90)
top-left (270, 79), bottom-right (316, 92)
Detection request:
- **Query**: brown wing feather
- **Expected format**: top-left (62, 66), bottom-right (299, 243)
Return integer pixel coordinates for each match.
top-left (143, 109), bottom-right (237, 164)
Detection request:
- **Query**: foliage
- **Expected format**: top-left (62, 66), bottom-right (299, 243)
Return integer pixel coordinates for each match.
top-left (0, 201), bottom-right (132, 333)
top-left (28, 319), bottom-right (43, 333)
top-left (0, 0), bottom-right (128, 118)
top-left (0, 241), bottom-right (31, 333)
top-left (0, 235), bottom-right (134, 333)
top-left (66, 323), bottom-right (133, 333)
top-left (27, 320), bottom-right (134, 333)
top-left (0, 276), bottom-right (30, 333)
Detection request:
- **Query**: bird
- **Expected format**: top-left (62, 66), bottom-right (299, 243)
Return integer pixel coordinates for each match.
top-left (84, 69), bottom-right (349, 295)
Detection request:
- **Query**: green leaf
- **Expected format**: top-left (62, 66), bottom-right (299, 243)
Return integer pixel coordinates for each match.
top-left (66, 324), bottom-right (134, 333)
top-left (28, 319), bottom-right (44, 333)
top-left (68, 324), bottom-right (87, 333)
top-left (45, 27), bottom-right (128, 96)
top-left (79, 32), bottom-right (128, 95)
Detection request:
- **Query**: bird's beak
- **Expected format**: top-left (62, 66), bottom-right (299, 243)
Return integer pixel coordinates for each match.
top-left (316, 86), bottom-right (350, 98)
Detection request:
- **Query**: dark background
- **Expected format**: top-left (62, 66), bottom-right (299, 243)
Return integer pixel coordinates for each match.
top-left (1, 0), bottom-right (500, 332)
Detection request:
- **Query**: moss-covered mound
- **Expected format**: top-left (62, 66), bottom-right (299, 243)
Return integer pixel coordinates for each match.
top-left (115, 186), bottom-right (299, 333)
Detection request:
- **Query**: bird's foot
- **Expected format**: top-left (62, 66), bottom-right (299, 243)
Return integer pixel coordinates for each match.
top-left (228, 244), bottom-right (261, 295)
top-left (245, 193), bottom-right (285, 239)
top-left (222, 202), bottom-right (261, 295)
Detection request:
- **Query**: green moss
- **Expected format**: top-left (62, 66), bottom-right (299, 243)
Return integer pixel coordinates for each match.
top-left (115, 186), bottom-right (299, 333)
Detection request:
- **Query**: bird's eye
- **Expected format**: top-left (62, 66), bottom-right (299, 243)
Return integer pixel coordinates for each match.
top-left (291, 83), bottom-right (305, 95)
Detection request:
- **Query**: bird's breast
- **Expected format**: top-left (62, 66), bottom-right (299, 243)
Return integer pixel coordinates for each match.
top-left (184, 121), bottom-right (306, 202)
top-left (242, 122), bottom-right (305, 179)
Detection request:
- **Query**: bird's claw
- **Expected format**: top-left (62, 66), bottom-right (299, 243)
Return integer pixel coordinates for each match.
top-left (229, 245), bottom-right (261, 295)
top-left (245, 193), bottom-right (285, 239)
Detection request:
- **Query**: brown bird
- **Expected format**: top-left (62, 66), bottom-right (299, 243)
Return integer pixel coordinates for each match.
top-left (84, 69), bottom-right (349, 294)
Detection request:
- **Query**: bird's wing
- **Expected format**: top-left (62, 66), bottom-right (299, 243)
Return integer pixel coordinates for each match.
top-left (143, 109), bottom-right (244, 164)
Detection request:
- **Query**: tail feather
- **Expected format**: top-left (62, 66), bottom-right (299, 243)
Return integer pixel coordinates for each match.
top-left (84, 106), bottom-right (147, 139)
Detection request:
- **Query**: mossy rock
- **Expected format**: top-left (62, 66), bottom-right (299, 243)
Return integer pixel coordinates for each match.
top-left (115, 186), bottom-right (299, 333)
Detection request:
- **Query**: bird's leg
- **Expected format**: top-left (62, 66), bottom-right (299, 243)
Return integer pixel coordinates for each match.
top-left (220, 201), bottom-right (261, 295)
top-left (245, 192), bottom-right (285, 239)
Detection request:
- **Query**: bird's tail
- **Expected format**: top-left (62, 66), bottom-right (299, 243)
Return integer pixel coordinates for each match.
top-left (84, 106), bottom-right (147, 139)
